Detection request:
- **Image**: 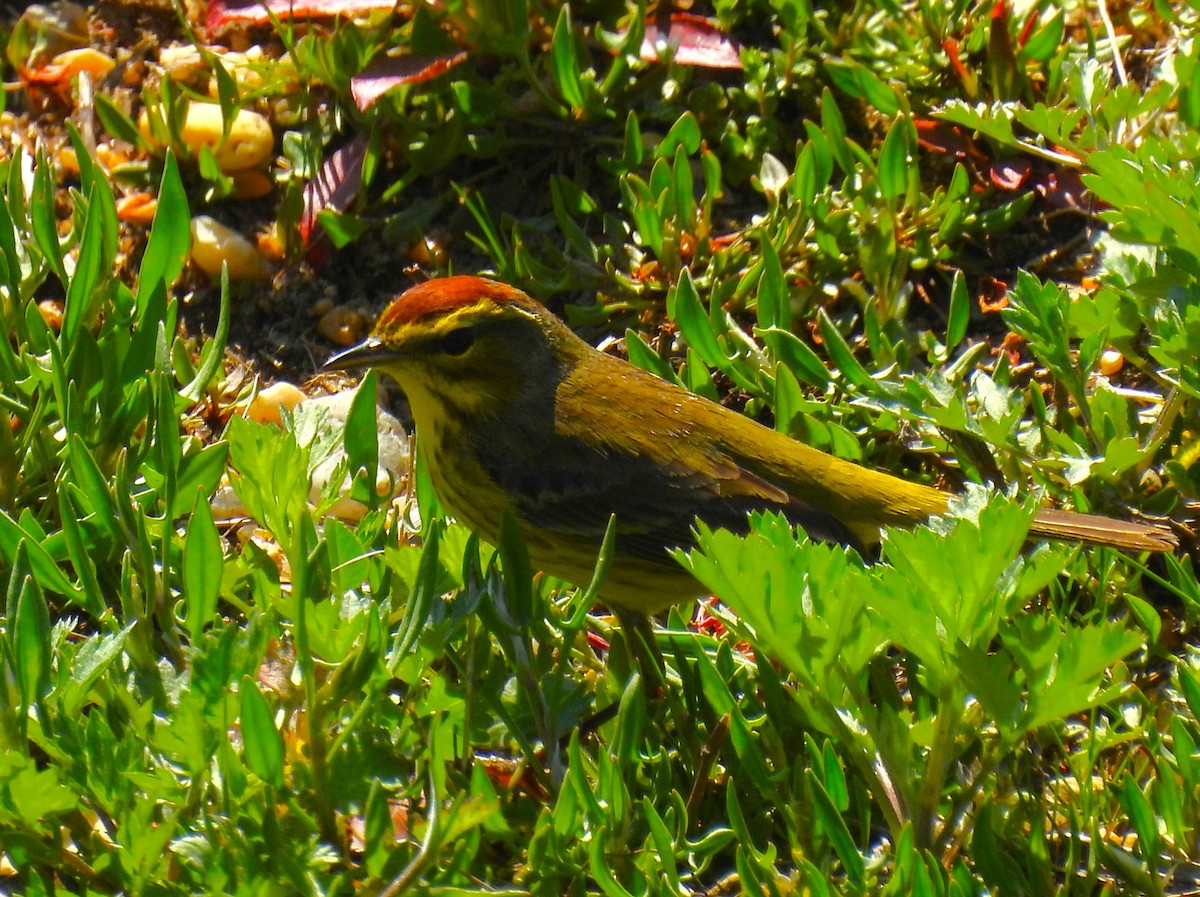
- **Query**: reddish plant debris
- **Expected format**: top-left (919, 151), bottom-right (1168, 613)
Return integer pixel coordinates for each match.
top-left (915, 119), bottom-right (987, 163)
top-left (979, 276), bottom-right (1011, 314)
top-left (1032, 166), bottom-right (1089, 211)
top-left (636, 13), bottom-right (743, 70)
top-left (477, 754), bottom-right (551, 802)
top-left (941, 39), bottom-right (978, 97)
top-left (586, 630), bottom-right (610, 653)
top-left (24, 47), bottom-right (115, 91)
top-left (989, 157), bottom-right (1032, 191)
top-left (206, 0), bottom-right (400, 32)
top-left (997, 330), bottom-right (1025, 366)
top-left (350, 50), bottom-right (467, 112)
top-left (300, 132), bottom-right (369, 246)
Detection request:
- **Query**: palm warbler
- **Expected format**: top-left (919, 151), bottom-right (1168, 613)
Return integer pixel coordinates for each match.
top-left (325, 276), bottom-right (1176, 612)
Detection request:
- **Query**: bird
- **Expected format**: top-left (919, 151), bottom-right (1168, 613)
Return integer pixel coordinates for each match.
top-left (324, 275), bottom-right (1177, 613)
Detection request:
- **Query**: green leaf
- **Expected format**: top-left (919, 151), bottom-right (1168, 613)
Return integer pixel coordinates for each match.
top-left (773, 362), bottom-right (803, 433)
top-left (1179, 666), bottom-right (1200, 720)
top-left (624, 329), bottom-right (679, 384)
top-left (30, 149), bottom-right (66, 286)
top-left (56, 490), bottom-right (107, 617)
top-left (657, 110), bottom-right (701, 158)
top-left (344, 371), bottom-right (381, 506)
top-left (1008, 617), bottom-right (1141, 733)
top-left (549, 5), bottom-right (585, 110)
top-left (0, 174), bottom-right (24, 306)
top-left (756, 238), bottom-right (787, 331)
top-left (790, 140), bottom-right (817, 208)
top-left (61, 186), bottom-right (106, 344)
top-left (136, 153), bottom-right (190, 318)
top-left (183, 490), bottom-right (222, 642)
top-left (393, 522), bottom-right (441, 660)
top-left (672, 271), bottom-right (726, 372)
top-left (227, 416), bottom-right (311, 554)
top-left (879, 494), bottom-right (1033, 649)
top-left (678, 347), bottom-right (719, 401)
top-left (67, 124), bottom-right (119, 269)
top-left (181, 267), bottom-right (231, 401)
top-left (672, 143), bottom-right (696, 230)
top-left (620, 174), bottom-right (663, 256)
top-left (0, 509), bottom-right (84, 603)
top-left (973, 803), bottom-right (1030, 893)
top-left (95, 91), bottom-right (146, 148)
top-left (877, 115), bottom-right (914, 202)
top-left (824, 58), bottom-right (900, 115)
top-left (678, 514), bottom-right (883, 706)
top-left (819, 87), bottom-right (853, 173)
top-left (12, 548), bottom-right (52, 713)
top-left (946, 268), bottom-right (970, 351)
top-left (620, 110), bottom-right (643, 170)
top-left (816, 307), bottom-right (873, 392)
top-left (807, 769), bottom-right (865, 888)
top-left (758, 326), bottom-right (831, 388)
top-left (176, 442), bottom-right (230, 519)
top-left (239, 675), bottom-right (284, 788)
top-left (1124, 594), bottom-right (1161, 645)
top-left (694, 648), bottom-right (774, 794)
top-left (1020, 10), bottom-right (1065, 63)
top-left (496, 511), bottom-right (533, 629)
top-left (1120, 775), bottom-right (1160, 867)
top-left (364, 779), bottom-right (395, 877)
top-left (313, 208), bottom-right (368, 248)
top-left (974, 191), bottom-right (1036, 232)
top-left (9, 766), bottom-right (78, 825)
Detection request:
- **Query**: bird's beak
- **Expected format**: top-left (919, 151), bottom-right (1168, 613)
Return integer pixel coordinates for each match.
top-left (323, 337), bottom-right (395, 371)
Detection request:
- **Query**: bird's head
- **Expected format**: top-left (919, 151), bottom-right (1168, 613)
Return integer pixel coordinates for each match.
top-left (324, 276), bottom-right (580, 421)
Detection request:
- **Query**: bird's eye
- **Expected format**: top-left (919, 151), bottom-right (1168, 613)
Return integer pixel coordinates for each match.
top-left (439, 327), bottom-right (477, 356)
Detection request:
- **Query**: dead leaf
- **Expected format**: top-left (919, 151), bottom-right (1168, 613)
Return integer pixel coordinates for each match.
top-left (350, 50), bottom-right (467, 112)
top-left (636, 13), bottom-right (743, 70)
top-left (300, 133), bottom-right (369, 245)
top-left (207, 0), bottom-right (400, 32)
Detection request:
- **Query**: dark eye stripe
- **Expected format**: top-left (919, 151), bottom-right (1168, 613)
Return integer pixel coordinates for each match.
top-left (439, 327), bottom-right (476, 356)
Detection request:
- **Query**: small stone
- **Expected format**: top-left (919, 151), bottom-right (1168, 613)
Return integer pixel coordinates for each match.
top-left (37, 299), bottom-right (64, 330)
top-left (318, 306), bottom-right (366, 347)
top-left (244, 381), bottom-right (306, 426)
top-left (1100, 348), bottom-right (1124, 376)
top-left (190, 216), bottom-right (270, 281)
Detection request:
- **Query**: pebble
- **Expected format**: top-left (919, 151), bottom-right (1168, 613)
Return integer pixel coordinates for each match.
top-left (190, 216), bottom-right (270, 281)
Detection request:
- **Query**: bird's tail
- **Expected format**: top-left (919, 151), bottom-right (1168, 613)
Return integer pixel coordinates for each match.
top-left (1029, 507), bottom-right (1178, 552)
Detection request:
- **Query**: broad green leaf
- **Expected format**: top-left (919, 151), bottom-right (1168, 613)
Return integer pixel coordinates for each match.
top-left (0, 509), bottom-right (83, 602)
top-left (549, 5), bottom-right (585, 110)
top-left (30, 150), bottom-right (66, 285)
top-left (344, 371), bottom-right (381, 506)
top-left (183, 491), bottom-right (222, 642)
top-left (877, 115), bottom-right (914, 202)
top-left (759, 326), bottom-right (831, 388)
top-left (657, 110), bottom-right (701, 158)
top-left (239, 675), bottom-right (284, 788)
top-left (756, 238), bottom-right (787, 331)
top-left (672, 271), bottom-right (725, 372)
top-left (946, 268), bottom-right (970, 351)
top-left (624, 329), bottom-right (679, 384)
top-left (61, 186), bottom-right (106, 344)
top-left (136, 153), bottom-right (189, 317)
top-left (13, 550), bottom-right (52, 711)
top-left (816, 307), bottom-right (873, 392)
top-left (807, 769), bottom-right (865, 888)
